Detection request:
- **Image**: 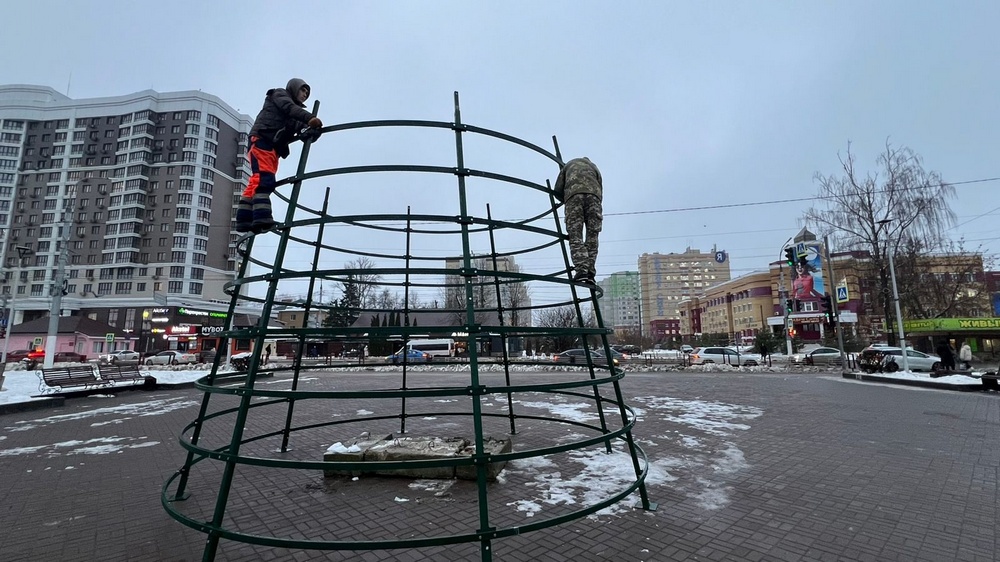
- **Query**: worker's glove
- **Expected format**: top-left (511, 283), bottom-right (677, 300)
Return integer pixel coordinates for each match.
top-left (299, 128), bottom-right (322, 143)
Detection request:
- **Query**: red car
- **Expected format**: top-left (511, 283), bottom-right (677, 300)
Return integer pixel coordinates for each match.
top-left (22, 349), bottom-right (85, 364)
top-left (4, 349), bottom-right (32, 363)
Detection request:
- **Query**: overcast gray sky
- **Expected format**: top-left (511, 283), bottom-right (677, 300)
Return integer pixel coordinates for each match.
top-left (3, 1), bottom-right (998, 305)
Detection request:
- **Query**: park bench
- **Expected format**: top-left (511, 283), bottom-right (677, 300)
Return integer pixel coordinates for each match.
top-left (37, 365), bottom-right (101, 394)
top-left (98, 363), bottom-right (147, 386)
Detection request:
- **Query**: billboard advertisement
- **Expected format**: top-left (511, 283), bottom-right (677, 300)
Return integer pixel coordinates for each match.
top-left (790, 242), bottom-right (825, 300)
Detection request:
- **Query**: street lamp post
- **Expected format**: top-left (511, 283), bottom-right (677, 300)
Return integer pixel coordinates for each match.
top-left (877, 219), bottom-right (910, 372)
top-left (1, 245), bottom-right (34, 365)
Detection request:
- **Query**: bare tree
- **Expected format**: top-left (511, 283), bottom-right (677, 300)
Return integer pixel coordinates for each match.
top-left (894, 239), bottom-right (991, 319)
top-left (534, 305), bottom-right (591, 353)
top-left (499, 264), bottom-right (531, 327)
top-left (344, 257), bottom-right (382, 307)
top-left (805, 142), bottom-right (956, 344)
top-left (372, 288), bottom-right (402, 310)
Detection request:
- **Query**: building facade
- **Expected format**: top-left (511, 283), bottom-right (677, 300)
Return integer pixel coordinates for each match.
top-left (0, 84), bottom-right (253, 355)
top-left (596, 271), bottom-right (640, 332)
top-left (444, 255), bottom-right (532, 327)
top-left (677, 271), bottom-right (772, 343)
top-left (638, 247), bottom-right (731, 339)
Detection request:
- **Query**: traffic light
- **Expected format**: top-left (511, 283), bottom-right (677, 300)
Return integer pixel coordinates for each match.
top-left (787, 327), bottom-right (797, 338)
top-left (785, 298), bottom-right (793, 314)
top-left (784, 247), bottom-right (796, 267)
top-left (821, 293), bottom-right (833, 324)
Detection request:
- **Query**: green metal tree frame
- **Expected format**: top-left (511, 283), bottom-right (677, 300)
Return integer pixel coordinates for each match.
top-left (162, 93), bottom-right (655, 561)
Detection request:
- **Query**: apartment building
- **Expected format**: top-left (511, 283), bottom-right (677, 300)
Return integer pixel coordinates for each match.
top-left (443, 255), bottom-right (532, 327)
top-left (638, 247), bottom-right (731, 330)
top-left (0, 84), bottom-right (253, 354)
top-left (596, 271), bottom-right (640, 332)
top-left (677, 271), bottom-right (773, 343)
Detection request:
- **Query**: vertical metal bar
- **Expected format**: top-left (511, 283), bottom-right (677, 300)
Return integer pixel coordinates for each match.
top-left (452, 91), bottom-right (494, 562)
top-left (202, 101), bottom-right (321, 561)
top-left (485, 205), bottom-right (516, 434)
top-left (279, 187), bottom-right (332, 452)
top-left (545, 141), bottom-right (611, 445)
top-left (172, 234), bottom-right (256, 501)
top-left (400, 208), bottom-right (413, 435)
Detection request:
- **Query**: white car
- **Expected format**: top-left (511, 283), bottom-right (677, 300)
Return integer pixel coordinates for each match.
top-left (100, 349), bottom-right (141, 364)
top-left (689, 346), bottom-right (762, 366)
top-left (145, 350), bottom-right (198, 366)
top-left (862, 346), bottom-right (941, 372)
top-left (791, 347), bottom-right (845, 366)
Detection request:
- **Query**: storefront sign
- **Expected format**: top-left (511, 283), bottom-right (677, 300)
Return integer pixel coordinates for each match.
top-left (167, 325), bottom-right (199, 336)
top-left (200, 326), bottom-right (224, 336)
top-left (178, 307), bottom-right (228, 319)
top-left (903, 317), bottom-right (1000, 333)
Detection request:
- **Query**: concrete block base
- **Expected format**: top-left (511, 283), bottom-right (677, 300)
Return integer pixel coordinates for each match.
top-left (323, 433), bottom-right (511, 481)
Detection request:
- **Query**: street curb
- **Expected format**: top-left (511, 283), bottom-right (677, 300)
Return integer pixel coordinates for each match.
top-left (0, 396), bottom-right (65, 415)
top-left (841, 372), bottom-right (983, 392)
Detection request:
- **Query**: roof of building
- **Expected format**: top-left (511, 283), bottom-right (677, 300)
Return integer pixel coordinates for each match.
top-left (12, 316), bottom-right (123, 337)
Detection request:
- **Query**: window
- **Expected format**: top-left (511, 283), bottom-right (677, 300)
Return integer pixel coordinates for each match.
top-left (188, 282), bottom-right (202, 295)
top-left (168, 280), bottom-right (183, 293)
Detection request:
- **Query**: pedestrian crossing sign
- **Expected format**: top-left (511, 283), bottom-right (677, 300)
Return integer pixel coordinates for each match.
top-left (836, 285), bottom-right (849, 303)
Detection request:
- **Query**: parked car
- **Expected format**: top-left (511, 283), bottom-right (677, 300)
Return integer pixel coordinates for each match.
top-left (54, 351), bottom-right (85, 362)
top-left (145, 350), bottom-right (198, 366)
top-left (612, 345), bottom-right (641, 356)
top-left (791, 347), bottom-right (844, 366)
top-left (680, 345), bottom-right (694, 354)
top-left (5, 349), bottom-right (33, 363)
top-left (596, 348), bottom-right (628, 363)
top-left (859, 346), bottom-right (940, 373)
top-left (552, 349), bottom-right (618, 366)
top-left (689, 346), bottom-right (760, 366)
top-left (389, 348), bottom-right (430, 364)
top-left (100, 349), bottom-right (141, 364)
top-left (15, 349), bottom-right (85, 367)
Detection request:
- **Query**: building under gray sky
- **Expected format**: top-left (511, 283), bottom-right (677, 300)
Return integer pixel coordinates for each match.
top-left (0, 84), bottom-right (252, 353)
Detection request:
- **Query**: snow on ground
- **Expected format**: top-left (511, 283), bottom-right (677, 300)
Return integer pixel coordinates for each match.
top-left (0, 362), bottom-right (986, 519)
top-left (0, 363), bottom-right (986, 407)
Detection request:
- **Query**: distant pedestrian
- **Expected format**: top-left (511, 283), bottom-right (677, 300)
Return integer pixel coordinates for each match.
top-left (310, 345), bottom-right (318, 358)
top-left (936, 340), bottom-right (956, 371)
top-left (959, 342), bottom-right (972, 370)
top-left (553, 157), bottom-right (603, 285)
top-left (264, 344), bottom-right (272, 365)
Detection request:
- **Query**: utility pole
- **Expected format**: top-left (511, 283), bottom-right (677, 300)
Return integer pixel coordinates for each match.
top-left (823, 236), bottom-right (847, 372)
top-left (42, 199), bottom-right (74, 369)
top-left (779, 264), bottom-right (792, 355)
top-left (3, 245), bottom-right (33, 366)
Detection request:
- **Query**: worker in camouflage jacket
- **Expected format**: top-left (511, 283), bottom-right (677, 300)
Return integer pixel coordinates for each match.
top-left (236, 78), bottom-right (323, 233)
top-left (553, 157), bottom-right (603, 284)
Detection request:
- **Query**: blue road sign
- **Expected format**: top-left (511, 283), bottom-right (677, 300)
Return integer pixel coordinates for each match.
top-left (714, 251), bottom-right (727, 263)
top-left (795, 242), bottom-right (807, 257)
top-left (836, 285), bottom-right (849, 303)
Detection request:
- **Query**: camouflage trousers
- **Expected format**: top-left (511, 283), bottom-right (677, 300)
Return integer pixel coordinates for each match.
top-left (564, 193), bottom-right (602, 278)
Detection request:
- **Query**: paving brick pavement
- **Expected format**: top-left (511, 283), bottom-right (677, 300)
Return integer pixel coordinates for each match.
top-left (1, 369), bottom-right (999, 561)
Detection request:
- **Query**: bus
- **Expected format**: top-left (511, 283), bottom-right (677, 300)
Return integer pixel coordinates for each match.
top-left (406, 339), bottom-right (456, 358)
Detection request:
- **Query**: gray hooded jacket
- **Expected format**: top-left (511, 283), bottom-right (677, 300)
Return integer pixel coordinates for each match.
top-left (249, 78), bottom-right (316, 146)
